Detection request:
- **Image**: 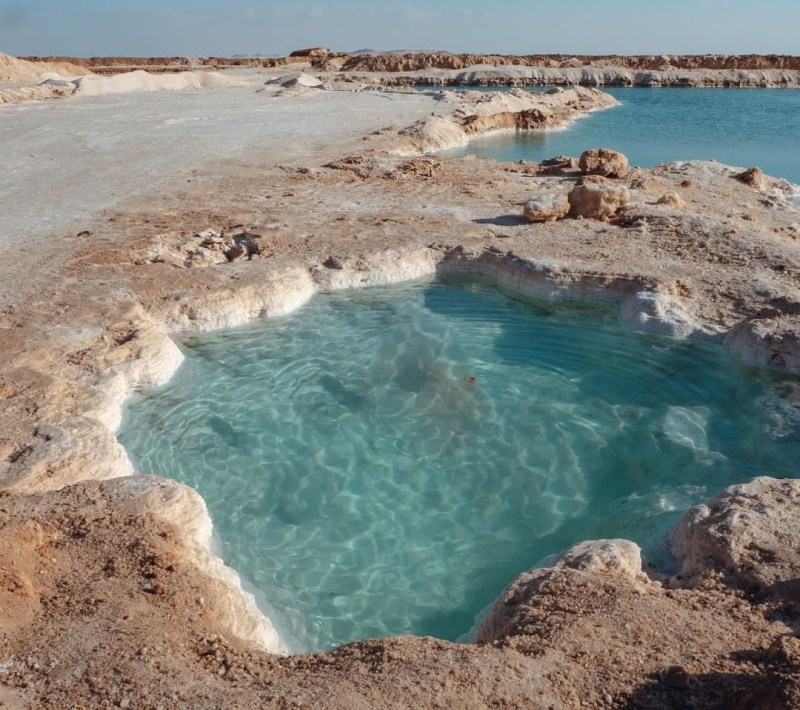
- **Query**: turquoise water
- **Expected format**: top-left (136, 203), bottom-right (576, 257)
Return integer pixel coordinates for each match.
top-left (444, 88), bottom-right (800, 185)
top-left (119, 278), bottom-right (800, 651)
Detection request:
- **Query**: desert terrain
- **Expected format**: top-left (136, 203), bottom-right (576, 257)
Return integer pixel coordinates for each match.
top-left (0, 52), bottom-right (800, 708)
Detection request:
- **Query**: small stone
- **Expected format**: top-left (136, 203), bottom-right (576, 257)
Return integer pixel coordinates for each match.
top-left (661, 665), bottom-right (690, 689)
top-left (657, 192), bottom-right (687, 210)
top-left (322, 256), bottom-right (344, 270)
top-left (734, 167), bottom-right (767, 189)
top-left (119, 699), bottom-right (130, 709)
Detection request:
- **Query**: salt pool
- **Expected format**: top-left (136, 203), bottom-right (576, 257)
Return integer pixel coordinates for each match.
top-left (119, 278), bottom-right (800, 651)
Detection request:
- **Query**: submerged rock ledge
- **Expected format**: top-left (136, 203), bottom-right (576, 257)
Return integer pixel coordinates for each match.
top-left (1, 80), bottom-right (800, 707)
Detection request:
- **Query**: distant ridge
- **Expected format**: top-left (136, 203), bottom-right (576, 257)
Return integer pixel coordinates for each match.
top-left (14, 51), bottom-right (800, 79)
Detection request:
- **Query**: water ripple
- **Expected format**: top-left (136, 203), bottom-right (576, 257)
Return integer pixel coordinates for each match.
top-left (119, 278), bottom-right (800, 652)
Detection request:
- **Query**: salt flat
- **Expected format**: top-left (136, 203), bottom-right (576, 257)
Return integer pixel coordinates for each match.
top-left (0, 72), bottom-right (433, 306)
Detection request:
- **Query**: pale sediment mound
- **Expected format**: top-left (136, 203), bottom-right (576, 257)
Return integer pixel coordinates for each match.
top-left (0, 52), bottom-right (90, 83)
top-left (0, 82), bottom-right (76, 105)
top-left (393, 86), bottom-right (618, 153)
top-left (73, 69), bottom-right (243, 96)
top-left (265, 72), bottom-right (324, 88)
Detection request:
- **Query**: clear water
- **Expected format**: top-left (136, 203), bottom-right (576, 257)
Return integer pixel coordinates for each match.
top-left (119, 278), bottom-right (800, 652)
top-left (443, 88), bottom-right (800, 185)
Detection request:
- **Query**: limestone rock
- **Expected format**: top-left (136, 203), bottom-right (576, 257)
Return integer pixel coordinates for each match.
top-left (735, 166), bottom-right (767, 189)
top-left (657, 192), bottom-right (687, 210)
top-left (475, 539), bottom-right (651, 643)
top-left (553, 539), bottom-right (650, 584)
top-left (579, 148), bottom-right (630, 178)
top-left (724, 316), bottom-right (800, 370)
top-left (537, 155), bottom-right (579, 175)
top-left (223, 232), bottom-right (262, 262)
top-left (568, 176), bottom-right (630, 220)
top-left (522, 190), bottom-right (570, 222)
top-left (669, 476), bottom-right (800, 592)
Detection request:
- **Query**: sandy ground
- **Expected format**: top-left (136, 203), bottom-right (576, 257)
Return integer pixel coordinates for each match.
top-left (1, 68), bottom-right (800, 707)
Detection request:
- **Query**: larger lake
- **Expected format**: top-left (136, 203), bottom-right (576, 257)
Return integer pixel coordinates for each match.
top-left (443, 88), bottom-right (800, 186)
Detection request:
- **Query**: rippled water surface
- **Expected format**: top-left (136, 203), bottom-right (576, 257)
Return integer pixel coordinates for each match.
top-left (443, 88), bottom-right (800, 185)
top-left (119, 278), bottom-right (800, 651)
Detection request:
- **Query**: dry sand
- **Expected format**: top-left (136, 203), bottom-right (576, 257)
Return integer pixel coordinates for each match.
top-left (1, 60), bottom-right (800, 708)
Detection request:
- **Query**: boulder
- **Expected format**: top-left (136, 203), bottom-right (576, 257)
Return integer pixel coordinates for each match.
top-left (579, 148), bottom-right (630, 178)
top-left (669, 477), bottom-right (800, 592)
top-left (522, 190), bottom-right (570, 222)
top-left (568, 176), bottom-right (630, 220)
top-left (475, 539), bottom-right (652, 644)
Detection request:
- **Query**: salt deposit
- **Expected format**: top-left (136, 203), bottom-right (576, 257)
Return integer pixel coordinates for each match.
top-left (0, 51), bottom-right (89, 83)
top-left (73, 69), bottom-right (244, 96)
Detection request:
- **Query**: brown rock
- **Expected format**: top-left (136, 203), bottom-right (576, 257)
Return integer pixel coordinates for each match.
top-left (288, 47), bottom-right (330, 59)
top-left (537, 155), bottom-right (580, 175)
top-left (735, 167), bottom-right (767, 189)
top-left (579, 148), bottom-right (630, 178)
top-left (568, 176), bottom-right (630, 220)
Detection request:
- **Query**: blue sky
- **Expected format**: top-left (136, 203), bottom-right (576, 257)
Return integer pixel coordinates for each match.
top-left (1, 0), bottom-right (798, 57)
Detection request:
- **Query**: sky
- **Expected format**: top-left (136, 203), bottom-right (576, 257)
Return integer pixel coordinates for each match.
top-left (1, 0), bottom-right (798, 58)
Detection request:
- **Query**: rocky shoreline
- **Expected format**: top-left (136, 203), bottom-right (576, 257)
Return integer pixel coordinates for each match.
top-left (1, 66), bottom-right (800, 707)
top-left (344, 65), bottom-right (800, 88)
